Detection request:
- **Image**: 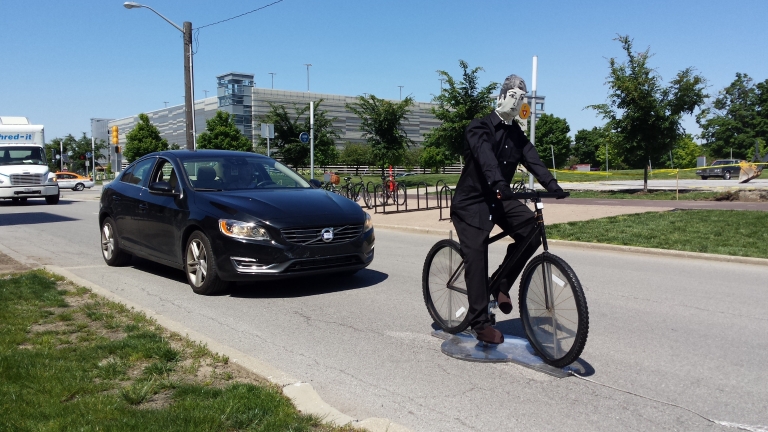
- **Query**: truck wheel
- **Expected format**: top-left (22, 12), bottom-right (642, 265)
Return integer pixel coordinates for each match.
top-left (723, 171), bottom-right (731, 180)
top-left (45, 194), bottom-right (60, 205)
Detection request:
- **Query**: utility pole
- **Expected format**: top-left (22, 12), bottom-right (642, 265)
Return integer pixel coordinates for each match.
top-left (310, 101), bottom-right (315, 179)
top-left (163, 101), bottom-right (169, 108)
top-left (304, 64), bottom-right (312, 92)
top-left (183, 21), bottom-right (196, 150)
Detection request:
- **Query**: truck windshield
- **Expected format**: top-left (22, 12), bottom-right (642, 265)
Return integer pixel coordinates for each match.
top-left (0, 147), bottom-right (47, 166)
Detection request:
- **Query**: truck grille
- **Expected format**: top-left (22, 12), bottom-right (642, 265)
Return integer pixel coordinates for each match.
top-left (10, 174), bottom-right (46, 186)
top-left (281, 225), bottom-right (363, 245)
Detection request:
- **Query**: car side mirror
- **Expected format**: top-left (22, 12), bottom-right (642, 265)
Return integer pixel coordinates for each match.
top-left (309, 179), bottom-right (322, 189)
top-left (148, 181), bottom-right (177, 195)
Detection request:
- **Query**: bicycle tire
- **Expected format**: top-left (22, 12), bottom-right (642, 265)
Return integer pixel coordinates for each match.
top-left (395, 183), bottom-right (407, 206)
top-left (375, 184), bottom-right (387, 205)
top-left (351, 183), bottom-right (363, 202)
top-left (518, 252), bottom-right (589, 368)
top-left (422, 239), bottom-right (471, 333)
top-left (362, 184), bottom-right (373, 208)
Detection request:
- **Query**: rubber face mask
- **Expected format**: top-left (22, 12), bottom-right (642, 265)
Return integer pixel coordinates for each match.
top-left (495, 88), bottom-right (527, 122)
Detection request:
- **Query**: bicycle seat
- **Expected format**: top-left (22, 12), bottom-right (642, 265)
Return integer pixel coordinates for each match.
top-left (344, 177), bottom-right (352, 181)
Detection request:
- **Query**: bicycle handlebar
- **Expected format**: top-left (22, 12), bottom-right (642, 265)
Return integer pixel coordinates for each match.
top-left (505, 191), bottom-right (570, 200)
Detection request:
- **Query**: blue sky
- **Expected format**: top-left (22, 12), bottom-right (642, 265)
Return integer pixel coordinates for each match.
top-left (2, 0), bottom-right (766, 142)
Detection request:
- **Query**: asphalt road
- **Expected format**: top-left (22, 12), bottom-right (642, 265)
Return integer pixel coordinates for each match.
top-left (1, 196), bottom-right (767, 432)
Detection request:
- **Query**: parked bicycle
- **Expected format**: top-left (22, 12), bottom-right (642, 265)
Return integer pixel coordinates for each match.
top-left (374, 174), bottom-right (406, 206)
top-left (339, 175), bottom-right (373, 208)
top-left (421, 191), bottom-right (589, 368)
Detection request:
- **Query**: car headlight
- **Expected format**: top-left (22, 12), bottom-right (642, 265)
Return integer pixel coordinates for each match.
top-left (218, 219), bottom-right (271, 241)
top-left (364, 212), bottom-right (373, 232)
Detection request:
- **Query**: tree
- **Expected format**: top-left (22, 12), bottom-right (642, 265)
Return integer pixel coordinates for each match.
top-left (697, 73), bottom-right (768, 160)
top-left (124, 113), bottom-right (169, 162)
top-left (573, 127), bottom-right (605, 167)
top-left (45, 134), bottom-right (76, 172)
top-left (346, 94), bottom-right (415, 170)
top-left (196, 111), bottom-right (252, 152)
top-left (339, 142), bottom-right (373, 175)
top-left (667, 134), bottom-right (702, 169)
top-left (422, 60), bottom-right (498, 160)
top-left (403, 147), bottom-right (423, 171)
top-left (258, 100), bottom-right (340, 167)
top-left (420, 146), bottom-right (453, 173)
top-left (589, 35), bottom-right (707, 190)
top-left (530, 113), bottom-right (572, 169)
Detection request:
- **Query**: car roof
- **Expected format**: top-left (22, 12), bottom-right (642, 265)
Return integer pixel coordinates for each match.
top-left (152, 149), bottom-right (271, 161)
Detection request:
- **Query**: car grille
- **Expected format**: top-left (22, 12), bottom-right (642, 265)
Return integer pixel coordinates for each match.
top-left (281, 224), bottom-right (363, 245)
top-left (11, 174), bottom-right (45, 186)
top-left (285, 255), bottom-right (363, 272)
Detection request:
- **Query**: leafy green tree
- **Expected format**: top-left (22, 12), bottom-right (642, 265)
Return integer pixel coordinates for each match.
top-left (196, 111), bottom-right (252, 152)
top-left (124, 113), bottom-right (169, 162)
top-left (403, 147), bottom-right (423, 171)
top-left (666, 134), bottom-right (702, 169)
top-left (346, 95), bottom-right (415, 171)
top-left (423, 60), bottom-right (498, 160)
top-left (420, 146), bottom-right (453, 173)
top-left (339, 142), bottom-right (373, 175)
top-left (573, 127), bottom-right (605, 167)
top-left (45, 135), bottom-right (76, 172)
top-left (258, 100), bottom-right (340, 167)
top-left (530, 113), bottom-right (572, 169)
top-left (67, 133), bottom-right (108, 174)
top-left (589, 35), bottom-right (707, 189)
top-left (697, 73), bottom-right (768, 159)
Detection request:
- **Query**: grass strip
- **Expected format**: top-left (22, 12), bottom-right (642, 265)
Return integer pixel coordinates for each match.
top-left (567, 190), bottom-right (737, 201)
top-left (0, 270), bottom-right (359, 432)
top-left (546, 209), bottom-right (768, 258)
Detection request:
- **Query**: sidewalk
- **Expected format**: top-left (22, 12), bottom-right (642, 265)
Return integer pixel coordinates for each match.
top-left (368, 201), bottom-right (672, 237)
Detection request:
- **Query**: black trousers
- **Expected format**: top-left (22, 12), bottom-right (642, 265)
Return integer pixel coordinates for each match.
top-left (452, 199), bottom-right (542, 330)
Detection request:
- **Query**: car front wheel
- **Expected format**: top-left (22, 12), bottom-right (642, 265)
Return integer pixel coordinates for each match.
top-left (723, 171), bottom-right (731, 180)
top-left (185, 231), bottom-right (230, 295)
top-left (700, 176), bottom-right (708, 180)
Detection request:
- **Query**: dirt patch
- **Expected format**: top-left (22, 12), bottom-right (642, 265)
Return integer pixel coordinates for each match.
top-left (137, 390), bottom-right (174, 410)
top-left (0, 251), bottom-right (29, 274)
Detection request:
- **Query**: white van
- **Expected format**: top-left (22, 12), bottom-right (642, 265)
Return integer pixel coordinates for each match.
top-left (0, 117), bottom-right (59, 204)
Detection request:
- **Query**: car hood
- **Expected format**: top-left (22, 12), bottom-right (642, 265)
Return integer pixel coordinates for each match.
top-left (200, 188), bottom-right (365, 228)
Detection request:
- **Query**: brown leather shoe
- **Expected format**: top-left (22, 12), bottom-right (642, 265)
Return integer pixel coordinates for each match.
top-left (497, 290), bottom-right (513, 315)
top-left (475, 326), bottom-right (504, 344)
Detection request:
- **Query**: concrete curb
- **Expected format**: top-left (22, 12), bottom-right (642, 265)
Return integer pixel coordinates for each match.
top-left (29, 263), bottom-right (411, 432)
top-left (376, 226), bottom-right (768, 267)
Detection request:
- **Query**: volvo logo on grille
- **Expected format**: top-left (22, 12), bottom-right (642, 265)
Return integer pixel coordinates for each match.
top-left (321, 228), bottom-right (334, 242)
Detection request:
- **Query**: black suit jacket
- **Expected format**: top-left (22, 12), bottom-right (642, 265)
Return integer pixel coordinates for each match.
top-left (451, 112), bottom-right (556, 231)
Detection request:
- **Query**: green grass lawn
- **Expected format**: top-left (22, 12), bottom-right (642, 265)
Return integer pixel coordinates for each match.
top-left (0, 271), bottom-right (358, 432)
top-left (547, 209), bottom-right (768, 258)
top-left (567, 190), bottom-right (735, 201)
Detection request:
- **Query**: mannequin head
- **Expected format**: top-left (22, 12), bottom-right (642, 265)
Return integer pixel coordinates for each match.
top-left (495, 74), bottom-right (528, 122)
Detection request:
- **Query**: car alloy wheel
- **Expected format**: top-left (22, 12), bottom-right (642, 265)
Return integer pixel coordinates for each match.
top-left (100, 217), bottom-right (131, 266)
top-left (74, 183), bottom-right (84, 191)
top-left (186, 238), bottom-right (208, 288)
top-left (102, 223), bottom-right (115, 260)
top-left (723, 171), bottom-right (731, 180)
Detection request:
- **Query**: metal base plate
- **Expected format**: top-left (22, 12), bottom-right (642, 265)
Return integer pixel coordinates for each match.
top-left (432, 330), bottom-right (579, 378)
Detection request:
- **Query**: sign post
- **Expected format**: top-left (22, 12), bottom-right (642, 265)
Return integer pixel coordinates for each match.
top-left (310, 101), bottom-right (315, 180)
top-left (261, 123), bottom-right (274, 156)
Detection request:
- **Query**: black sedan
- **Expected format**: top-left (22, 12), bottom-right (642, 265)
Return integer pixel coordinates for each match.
top-left (99, 150), bottom-right (374, 295)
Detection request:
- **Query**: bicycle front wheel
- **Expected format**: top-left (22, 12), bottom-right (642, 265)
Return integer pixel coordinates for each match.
top-left (362, 184), bottom-right (373, 209)
top-left (519, 252), bottom-right (589, 368)
top-left (395, 183), bottom-right (407, 206)
top-left (422, 239), bottom-right (470, 333)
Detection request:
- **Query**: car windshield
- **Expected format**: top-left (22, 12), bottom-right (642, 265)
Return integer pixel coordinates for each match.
top-left (182, 156), bottom-right (311, 191)
top-left (0, 146), bottom-right (46, 166)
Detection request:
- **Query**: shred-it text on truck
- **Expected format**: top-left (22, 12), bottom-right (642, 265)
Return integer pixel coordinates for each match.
top-left (0, 116), bottom-right (59, 204)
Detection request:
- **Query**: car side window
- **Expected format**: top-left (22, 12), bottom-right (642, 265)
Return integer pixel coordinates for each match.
top-left (121, 158), bottom-right (155, 187)
top-left (150, 158), bottom-right (179, 191)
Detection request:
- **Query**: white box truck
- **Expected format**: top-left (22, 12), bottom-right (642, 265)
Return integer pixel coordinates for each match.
top-left (0, 117), bottom-right (59, 204)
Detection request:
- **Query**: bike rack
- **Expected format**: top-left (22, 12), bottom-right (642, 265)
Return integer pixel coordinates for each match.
top-left (437, 185), bottom-right (453, 221)
top-left (431, 330), bottom-right (581, 378)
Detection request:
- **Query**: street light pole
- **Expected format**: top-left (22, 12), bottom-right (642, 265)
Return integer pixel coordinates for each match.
top-left (304, 64), bottom-right (312, 92)
top-left (124, 2), bottom-right (196, 151)
top-left (269, 72), bottom-right (276, 89)
top-left (398, 85), bottom-right (404, 100)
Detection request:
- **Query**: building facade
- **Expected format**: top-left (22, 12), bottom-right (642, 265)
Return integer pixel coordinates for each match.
top-left (106, 72), bottom-right (441, 152)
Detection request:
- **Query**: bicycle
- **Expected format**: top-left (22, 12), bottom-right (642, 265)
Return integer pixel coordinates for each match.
top-left (338, 175), bottom-right (373, 208)
top-left (421, 191), bottom-right (589, 368)
top-left (374, 175), bottom-right (406, 206)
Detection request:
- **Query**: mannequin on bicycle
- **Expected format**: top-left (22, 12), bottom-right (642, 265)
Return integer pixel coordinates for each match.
top-left (451, 74), bottom-right (562, 344)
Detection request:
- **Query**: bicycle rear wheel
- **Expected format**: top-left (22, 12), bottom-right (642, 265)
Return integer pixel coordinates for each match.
top-left (395, 183), bottom-right (407, 206)
top-left (518, 252), bottom-right (589, 368)
top-left (362, 184), bottom-right (373, 208)
top-left (422, 239), bottom-right (470, 333)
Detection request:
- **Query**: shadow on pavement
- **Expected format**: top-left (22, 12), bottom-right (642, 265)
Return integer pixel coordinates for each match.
top-left (128, 256), bottom-right (188, 284)
top-left (0, 211), bottom-right (78, 226)
top-left (228, 268), bottom-right (389, 299)
top-left (0, 200), bottom-right (74, 208)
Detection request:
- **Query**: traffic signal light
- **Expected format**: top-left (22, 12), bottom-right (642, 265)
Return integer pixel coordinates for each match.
top-left (114, 145), bottom-right (120, 154)
top-left (111, 126), bottom-right (119, 144)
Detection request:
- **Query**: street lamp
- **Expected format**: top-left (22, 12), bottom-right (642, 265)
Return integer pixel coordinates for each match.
top-left (269, 72), bottom-right (276, 89)
top-left (304, 64), bottom-right (312, 92)
top-left (439, 78), bottom-right (445, 92)
top-left (398, 85), bottom-right (404, 100)
top-left (124, 2), bottom-right (196, 150)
